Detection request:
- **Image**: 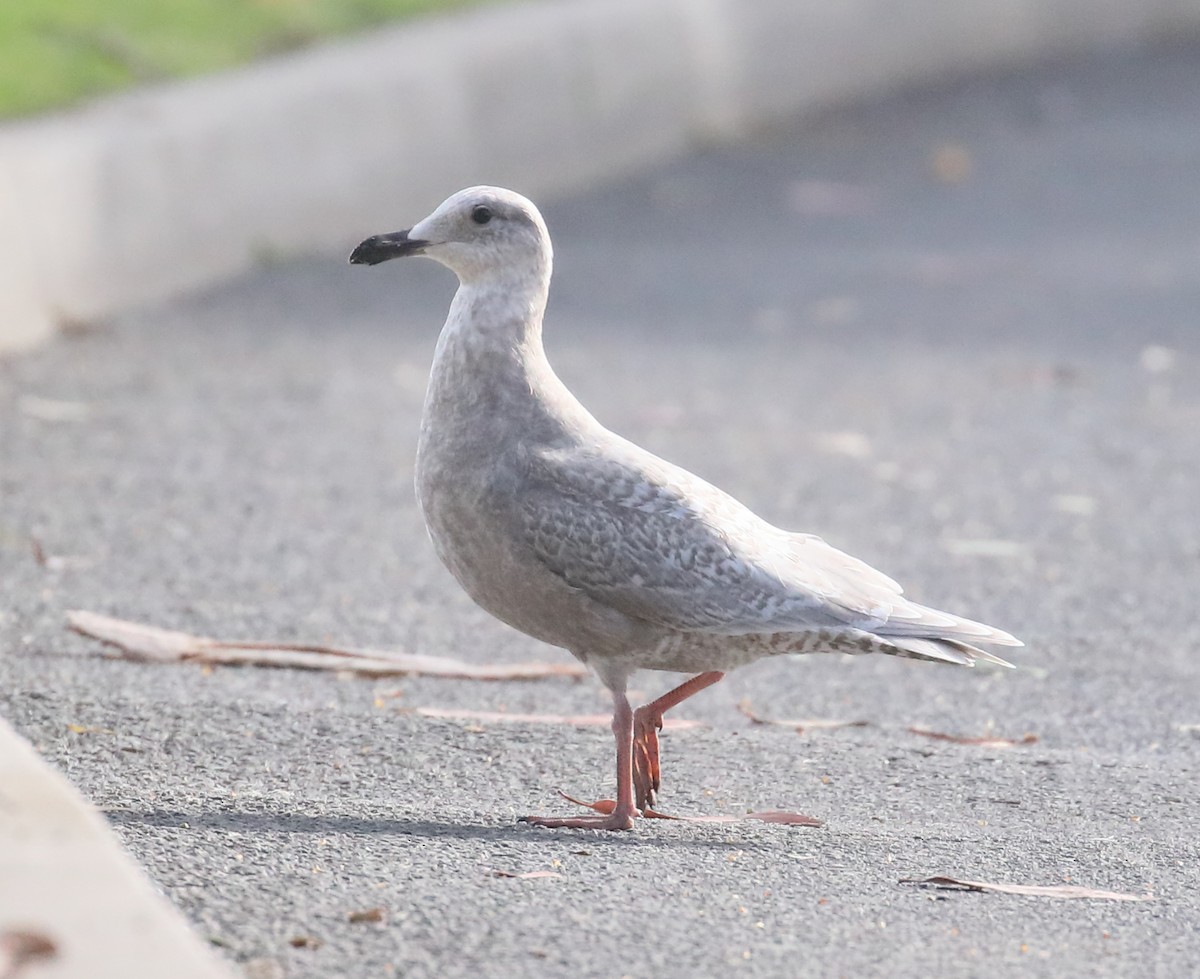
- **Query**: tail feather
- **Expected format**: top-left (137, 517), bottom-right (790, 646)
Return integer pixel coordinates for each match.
top-left (880, 601), bottom-right (1024, 648)
top-left (880, 635), bottom-right (1015, 669)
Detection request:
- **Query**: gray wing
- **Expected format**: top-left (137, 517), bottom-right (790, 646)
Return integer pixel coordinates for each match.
top-left (518, 441), bottom-right (922, 637)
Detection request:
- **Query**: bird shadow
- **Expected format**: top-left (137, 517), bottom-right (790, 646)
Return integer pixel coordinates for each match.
top-left (102, 806), bottom-right (779, 851)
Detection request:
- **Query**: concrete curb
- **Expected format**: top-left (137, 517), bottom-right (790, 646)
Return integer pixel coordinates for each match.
top-left (0, 716), bottom-right (236, 978)
top-left (2, 0), bottom-right (1200, 352)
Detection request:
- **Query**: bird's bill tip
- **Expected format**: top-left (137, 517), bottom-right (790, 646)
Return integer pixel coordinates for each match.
top-left (348, 230), bottom-right (428, 266)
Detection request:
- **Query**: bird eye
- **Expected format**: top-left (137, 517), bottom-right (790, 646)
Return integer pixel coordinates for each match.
top-left (471, 205), bottom-right (493, 225)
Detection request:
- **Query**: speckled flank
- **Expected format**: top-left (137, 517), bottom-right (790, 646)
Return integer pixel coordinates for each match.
top-left (615, 625), bottom-right (977, 676)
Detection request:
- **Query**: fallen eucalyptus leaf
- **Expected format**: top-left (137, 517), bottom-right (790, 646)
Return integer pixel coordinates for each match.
top-left (288, 935), bottom-right (323, 949)
top-left (737, 698), bottom-right (869, 735)
top-left (900, 876), bottom-right (1153, 901)
top-left (67, 611), bottom-right (585, 681)
top-left (66, 723), bottom-right (113, 735)
top-left (556, 791), bottom-right (821, 827)
top-left (908, 727), bottom-right (1037, 748)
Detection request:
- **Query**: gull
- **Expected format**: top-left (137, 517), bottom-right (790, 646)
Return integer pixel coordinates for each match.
top-left (350, 186), bottom-right (1021, 831)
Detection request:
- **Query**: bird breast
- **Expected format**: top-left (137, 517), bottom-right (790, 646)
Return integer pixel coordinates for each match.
top-left (413, 321), bottom-right (645, 659)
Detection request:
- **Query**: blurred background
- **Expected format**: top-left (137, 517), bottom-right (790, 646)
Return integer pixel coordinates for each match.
top-left (0, 0), bottom-right (483, 117)
top-left (4, 0), bottom-right (1200, 349)
top-left (2, 2), bottom-right (1200, 976)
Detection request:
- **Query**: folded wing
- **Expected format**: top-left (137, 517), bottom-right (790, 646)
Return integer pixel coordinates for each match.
top-left (518, 441), bottom-right (1019, 662)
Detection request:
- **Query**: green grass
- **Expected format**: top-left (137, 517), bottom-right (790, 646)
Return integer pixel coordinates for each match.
top-left (0, 0), bottom-right (483, 118)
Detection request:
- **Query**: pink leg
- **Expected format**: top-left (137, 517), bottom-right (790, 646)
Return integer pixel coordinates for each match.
top-left (521, 688), bottom-right (639, 830)
top-left (633, 671), bottom-right (725, 810)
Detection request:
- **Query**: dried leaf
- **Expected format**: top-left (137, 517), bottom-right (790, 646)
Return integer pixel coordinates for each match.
top-left (900, 876), bottom-right (1153, 901)
top-left (413, 707), bottom-right (703, 730)
top-left (908, 727), bottom-right (1037, 748)
top-left (346, 907), bottom-right (384, 924)
top-left (557, 791), bottom-right (615, 814)
top-left (556, 791), bottom-right (667, 818)
top-left (556, 791), bottom-right (821, 828)
top-left (67, 611), bottom-right (585, 681)
top-left (658, 809), bottom-right (823, 827)
top-left (288, 936), bottom-right (323, 949)
top-left (0, 931), bottom-right (57, 979)
top-left (486, 869), bottom-right (562, 880)
top-left (30, 534), bottom-right (91, 571)
top-left (66, 723), bottom-right (113, 735)
top-left (737, 699), bottom-right (869, 735)
top-left (745, 811), bottom-right (825, 827)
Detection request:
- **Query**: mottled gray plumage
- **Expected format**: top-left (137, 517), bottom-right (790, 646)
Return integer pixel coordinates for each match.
top-left (351, 185), bottom-right (1021, 829)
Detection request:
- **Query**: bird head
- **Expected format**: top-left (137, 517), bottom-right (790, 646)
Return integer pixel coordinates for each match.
top-left (349, 186), bottom-right (552, 286)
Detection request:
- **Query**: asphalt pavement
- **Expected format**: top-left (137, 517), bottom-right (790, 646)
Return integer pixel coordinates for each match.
top-left (3, 42), bottom-right (1200, 979)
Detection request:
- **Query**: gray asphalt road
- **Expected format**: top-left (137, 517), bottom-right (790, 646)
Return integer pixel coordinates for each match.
top-left (3, 42), bottom-right (1200, 979)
